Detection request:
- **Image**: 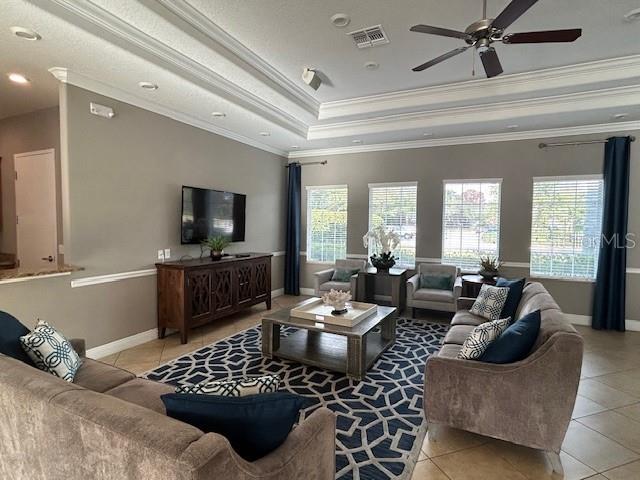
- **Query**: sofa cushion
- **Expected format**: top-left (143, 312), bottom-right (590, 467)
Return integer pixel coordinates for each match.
top-left (458, 318), bottom-right (510, 360)
top-left (419, 274), bottom-right (454, 291)
top-left (450, 311), bottom-right (485, 327)
top-left (73, 358), bottom-right (136, 392)
top-left (319, 280), bottom-right (350, 291)
top-left (437, 344), bottom-right (463, 359)
top-left (481, 310), bottom-right (541, 364)
top-left (496, 277), bottom-right (526, 320)
top-left (443, 325), bottom-right (476, 345)
top-left (176, 374), bottom-right (280, 397)
top-left (470, 285), bottom-right (510, 320)
top-left (0, 310), bottom-right (34, 365)
top-left (20, 320), bottom-right (82, 382)
top-left (106, 378), bottom-right (175, 414)
top-left (331, 268), bottom-right (359, 282)
top-left (161, 391), bottom-right (313, 461)
top-left (413, 288), bottom-right (454, 303)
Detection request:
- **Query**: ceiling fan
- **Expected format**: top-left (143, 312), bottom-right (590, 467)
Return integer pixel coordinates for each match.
top-left (410, 0), bottom-right (582, 78)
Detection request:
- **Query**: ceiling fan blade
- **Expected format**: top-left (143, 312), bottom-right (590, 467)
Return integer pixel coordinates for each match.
top-left (502, 28), bottom-right (582, 44)
top-left (412, 46), bottom-right (470, 72)
top-left (479, 47), bottom-right (504, 78)
top-left (492, 0), bottom-right (539, 30)
top-left (410, 24), bottom-right (471, 41)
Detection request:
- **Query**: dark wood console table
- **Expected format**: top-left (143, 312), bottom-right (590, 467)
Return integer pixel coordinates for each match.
top-left (356, 267), bottom-right (407, 314)
top-left (461, 274), bottom-right (496, 298)
top-left (156, 253), bottom-right (271, 344)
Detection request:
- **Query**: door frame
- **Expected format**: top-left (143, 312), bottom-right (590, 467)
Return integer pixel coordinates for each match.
top-left (14, 148), bottom-right (58, 268)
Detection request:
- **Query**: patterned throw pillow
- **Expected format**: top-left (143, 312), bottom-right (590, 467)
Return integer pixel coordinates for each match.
top-left (20, 320), bottom-right (82, 382)
top-left (331, 268), bottom-right (360, 282)
top-left (470, 284), bottom-right (510, 320)
top-left (457, 318), bottom-right (511, 360)
top-left (176, 374), bottom-right (280, 397)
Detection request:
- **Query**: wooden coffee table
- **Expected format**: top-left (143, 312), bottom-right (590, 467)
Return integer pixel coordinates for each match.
top-left (261, 298), bottom-right (397, 380)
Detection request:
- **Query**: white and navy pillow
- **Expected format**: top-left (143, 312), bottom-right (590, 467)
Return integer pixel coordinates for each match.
top-left (176, 374), bottom-right (280, 397)
top-left (457, 317), bottom-right (511, 360)
top-left (470, 285), bottom-right (510, 320)
top-left (20, 320), bottom-right (82, 382)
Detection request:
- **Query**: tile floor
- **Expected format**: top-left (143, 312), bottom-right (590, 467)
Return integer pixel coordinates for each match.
top-left (99, 295), bottom-right (640, 480)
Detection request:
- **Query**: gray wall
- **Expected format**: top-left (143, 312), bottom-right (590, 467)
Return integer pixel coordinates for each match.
top-left (0, 107), bottom-right (62, 256)
top-left (298, 133), bottom-right (640, 320)
top-left (0, 85), bottom-right (286, 348)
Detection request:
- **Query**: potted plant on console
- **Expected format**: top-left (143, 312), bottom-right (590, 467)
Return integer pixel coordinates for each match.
top-left (478, 256), bottom-right (503, 279)
top-left (202, 235), bottom-right (231, 260)
top-left (363, 225), bottom-right (401, 272)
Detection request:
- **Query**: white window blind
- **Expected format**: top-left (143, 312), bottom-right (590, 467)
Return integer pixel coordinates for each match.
top-left (442, 180), bottom-right (501, 269)
top-left (530, 176), bottom-right (604, 280)
top-left (368, 182), bottom-right (417, 268)
top-left (306, 185), bottom-right (348, 263)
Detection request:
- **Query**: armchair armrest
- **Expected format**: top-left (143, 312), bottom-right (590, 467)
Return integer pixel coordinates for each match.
top-left (313, 268), bottom-right (335, 295)
top-left (456, 297), bottom-right (475, 311)
top-left (424, 332), bottom-right (583, 452)
top-left (453, 276), bottom-right (462, 300)
top-left (70, 338), bottom-right (86, 357)
top-left (406, 274), bottom-right (420, 298)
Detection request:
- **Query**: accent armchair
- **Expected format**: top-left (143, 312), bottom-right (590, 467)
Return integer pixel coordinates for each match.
top-left (313, 259), bottom-right (367, 296)
top-left (407, 263), bottom-right (461, 315)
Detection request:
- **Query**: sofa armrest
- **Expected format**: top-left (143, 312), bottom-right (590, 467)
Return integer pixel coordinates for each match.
top-left (424, 332), bottom-right (583, 452)
top-left (70, 338), bottom-right (86, 357)
top-left (453, 276), bottom-right (462, 300)
top-left (185, 407), bottom-right (336, 480)
top-left (456, 297), bottom-right (475, 311)
top-left (406, 274), bottom-right (420, 298)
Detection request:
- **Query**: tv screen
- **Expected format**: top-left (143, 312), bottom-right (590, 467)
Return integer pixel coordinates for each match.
top-left (181, 186), bottom-right (246, 244)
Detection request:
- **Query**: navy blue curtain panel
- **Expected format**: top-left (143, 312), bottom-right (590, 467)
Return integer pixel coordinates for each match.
top-left (592, 137), bottom-right (632, 331)
top-left (285, 163), bottom-right (301, 295)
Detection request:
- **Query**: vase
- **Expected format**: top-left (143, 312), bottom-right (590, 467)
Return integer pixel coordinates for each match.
top-left (210, 250), bottom-right (223, 260)
top-left (479, 270), bottom-right (497, 280)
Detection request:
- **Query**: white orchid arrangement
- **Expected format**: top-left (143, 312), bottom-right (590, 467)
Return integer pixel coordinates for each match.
top-left (362, 225), bottom-right (400, 253)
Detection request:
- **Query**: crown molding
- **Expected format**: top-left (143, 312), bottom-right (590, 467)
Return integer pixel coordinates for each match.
top-left (319, 55), bottom-right (640, 120)
top-left (45, 0), bottom-right (308, 138)
top-left (156, 0), bottom-right (319, 118)
top-left (50, 68), bottom-right (287, 157)
top-left (289, 120), bottom-right (640, 158)
top-left (308, 85), bottom-right (640, 140)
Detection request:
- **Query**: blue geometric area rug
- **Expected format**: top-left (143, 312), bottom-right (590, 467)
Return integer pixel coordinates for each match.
top-left (143, 318), bottom-right (448, 480)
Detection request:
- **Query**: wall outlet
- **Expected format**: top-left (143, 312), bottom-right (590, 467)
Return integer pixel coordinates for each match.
top-left (164, 248), bottom-right (171, 259)
top-left (157, 249), bottom-right (165, 261)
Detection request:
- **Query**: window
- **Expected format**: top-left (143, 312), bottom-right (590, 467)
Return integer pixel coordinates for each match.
top-left (442, 180), bottom-right (502, 269)
top-left (306, 185), bottom-right (348, 263)
top-left (368, 182), bottom-right (417, 268)
top-left (530, 176), bottom-right (604, 280)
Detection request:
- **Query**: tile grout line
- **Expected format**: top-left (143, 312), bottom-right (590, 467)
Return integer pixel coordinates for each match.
top-left (573, 418), bottom-right (640, 469)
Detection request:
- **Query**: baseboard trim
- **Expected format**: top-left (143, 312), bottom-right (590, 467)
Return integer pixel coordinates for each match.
top-left (271, 288), bottom-right (284, 298)
top-left (300, 287), bottom-right (315, 296)
top-left (86, 328), bottom-right (158, 359)
top-left (565, 313), bottom-right (640, 332)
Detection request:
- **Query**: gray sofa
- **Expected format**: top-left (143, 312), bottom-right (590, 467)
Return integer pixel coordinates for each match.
top-left (423, 282), bottom-right (583, 475)
top-left (313, 259), bottom-right (367, 296)
top-left (407, 263), bottom-right (461, 314)
top-left (0, 342), bottom-right (336, 480)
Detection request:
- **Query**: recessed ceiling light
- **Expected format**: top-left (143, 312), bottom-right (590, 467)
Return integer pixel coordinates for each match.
top-left (211, 111), bottom-right (226, 118)
top-left (10, 26), bottom-right (41, 41)
top-left (352, 139), bottom-right (362, 144)
top-left (624, 8), bottom-right (640, 22)
top-left (330, 13), bottom-right (351, 28)
top-left (364, 61), bottom-right (379, 71)
top-left (259, 132), bottom-right (270, 136)
top-left (138, 81), bottom-right (158, 90)
top-left (612, 113), bottom-right (628, 120)
top-left (506, 124), bottom-right (519, 130)
top-left (7, 73), bottom-right (30, 84)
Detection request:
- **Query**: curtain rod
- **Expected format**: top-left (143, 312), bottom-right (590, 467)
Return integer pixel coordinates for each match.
top-left (539, 136), bottom-right (636, 149)
top-left (285, 160), bottom-right (327, 168)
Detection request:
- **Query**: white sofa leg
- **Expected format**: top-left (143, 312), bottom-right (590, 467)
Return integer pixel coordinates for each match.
top-left (426, 422), bottom-right (438, 442)
top-left (545, 451), bottom-right (563, 475)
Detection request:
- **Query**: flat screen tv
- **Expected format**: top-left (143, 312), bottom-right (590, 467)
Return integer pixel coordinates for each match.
top-left (181, 186), bottom-right (246, 244)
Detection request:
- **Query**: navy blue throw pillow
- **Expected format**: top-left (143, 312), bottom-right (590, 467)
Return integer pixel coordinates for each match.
top-left (480, 309), bottom-right (541, 364)
top-left (161, 391), bottom-right (313, 461)
top-left (0, 310), bottom-right (34, 365)
top-left (496, 277), bottom-right (526, 320)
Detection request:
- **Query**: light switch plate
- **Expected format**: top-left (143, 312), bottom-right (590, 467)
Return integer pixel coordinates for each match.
top-left (157, 249), bottom-right (165, 261)
top-left (164, 248), bottom-right (171, 259)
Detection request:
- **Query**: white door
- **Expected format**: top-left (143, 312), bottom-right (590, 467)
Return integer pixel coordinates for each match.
top-left (15, 149), bottom-right (57, 270)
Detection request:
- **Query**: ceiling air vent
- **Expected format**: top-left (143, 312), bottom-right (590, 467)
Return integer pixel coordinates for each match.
top-left (348, 25), bottom-right (389, 49)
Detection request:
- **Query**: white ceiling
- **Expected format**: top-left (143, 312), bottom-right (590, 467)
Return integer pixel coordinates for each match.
top-left (1, 0), bottom-right (639, 156)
